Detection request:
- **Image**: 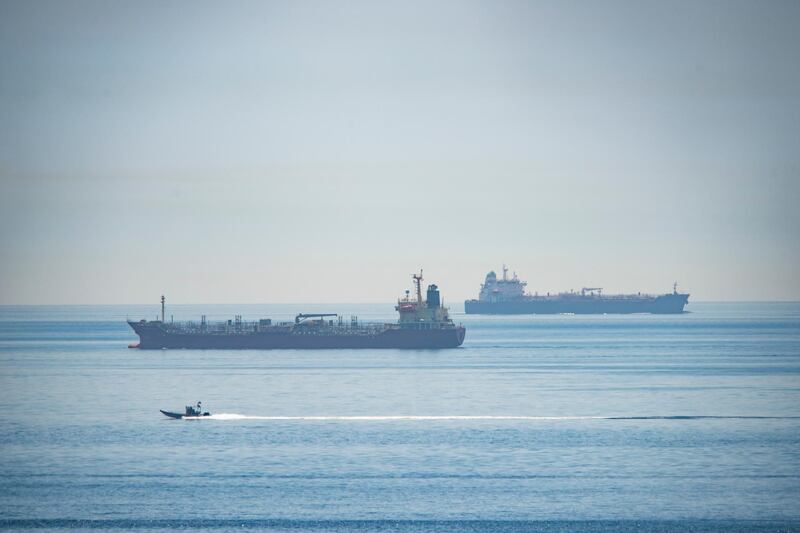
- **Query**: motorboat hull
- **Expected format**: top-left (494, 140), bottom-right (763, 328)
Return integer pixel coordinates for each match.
top-left (160, 409), bottom-right (210, 419)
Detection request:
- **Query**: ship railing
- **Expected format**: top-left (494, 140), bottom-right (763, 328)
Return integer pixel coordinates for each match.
top-left (156, 318), bottom-right (456, 335)
top-left (398, 321), bottom-right (455, 330)
top-left (521, 292), bottom-right (659, 300)
top-left (292, 323), bottom-right (391, 336)
top-left (158, 320), bottom-right (291, 334)
top-left (564, 293), bottom-right (658, 299)
top-left (157, 319), bottom-right (389, 335)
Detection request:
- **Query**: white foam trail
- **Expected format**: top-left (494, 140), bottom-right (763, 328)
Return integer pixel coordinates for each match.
top-left (180, 414), bottom-right (795, 421)
top-left (197, 414), bottom-right (609, 421)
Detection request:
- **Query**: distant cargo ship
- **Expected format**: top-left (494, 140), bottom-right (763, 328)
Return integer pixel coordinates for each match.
top-left (464, 266), bottom-right (689, 314)
top-left (128, 272), bottom-right (465, 349)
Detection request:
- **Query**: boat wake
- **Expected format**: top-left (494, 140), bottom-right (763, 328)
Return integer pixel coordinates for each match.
top-left (187, 414), bottom-right (798, 421)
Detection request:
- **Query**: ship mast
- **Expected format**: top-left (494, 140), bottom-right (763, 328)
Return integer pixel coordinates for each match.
top-left (161, 295), bottom-right (165, 322)
top-left (502, 264), bottom-right (508, 281)
top-left (413, 270), bottom-right (423, 304)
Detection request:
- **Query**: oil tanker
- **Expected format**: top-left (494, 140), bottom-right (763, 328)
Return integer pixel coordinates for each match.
top-left (464, 266), bottom-right (689, 314)
top-left (128, 272), bottom-right (465, 349)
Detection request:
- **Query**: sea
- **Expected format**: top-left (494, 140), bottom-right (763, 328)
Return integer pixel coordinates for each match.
top-left (0, 302), bottom-right (798, 532)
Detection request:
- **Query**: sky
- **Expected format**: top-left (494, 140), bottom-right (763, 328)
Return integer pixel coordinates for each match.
top-left (1, 0), bottom-right (798, 304)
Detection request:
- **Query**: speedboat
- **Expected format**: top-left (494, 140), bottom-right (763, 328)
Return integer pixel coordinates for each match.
top-left (160, 402), bottom-right (210, 419)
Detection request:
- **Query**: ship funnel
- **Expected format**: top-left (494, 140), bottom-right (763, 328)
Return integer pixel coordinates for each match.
top-left (426, 284), bottom-right (441, 308)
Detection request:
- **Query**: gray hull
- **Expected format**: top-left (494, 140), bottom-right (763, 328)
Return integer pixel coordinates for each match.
top-left (464, 293), bottom-right (689, 314)
top-left (129, 321), bottom-right (466, 350)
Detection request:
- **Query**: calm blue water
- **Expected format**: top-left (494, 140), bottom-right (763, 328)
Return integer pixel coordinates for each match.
top-left (1, 302), bottom-right (799, 531)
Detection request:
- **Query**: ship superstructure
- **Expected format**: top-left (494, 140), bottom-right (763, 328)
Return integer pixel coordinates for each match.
top-left (465, 265), bottom-right (689, 314)
top-left (477, 266), bottom-right (527, 302)
top-left (128, 272), bottom-right (465, 349)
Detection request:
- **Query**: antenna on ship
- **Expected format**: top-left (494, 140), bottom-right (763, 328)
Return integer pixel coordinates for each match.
top-left (161, 295), bottom-right (165, 323)
top-left (673, 281), bottom-right (678, 295)
top-left (413, 270), bottom-right (423, 304)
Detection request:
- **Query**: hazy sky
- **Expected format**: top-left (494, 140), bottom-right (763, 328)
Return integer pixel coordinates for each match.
top-left (1, 0), bottom-right (798, 304)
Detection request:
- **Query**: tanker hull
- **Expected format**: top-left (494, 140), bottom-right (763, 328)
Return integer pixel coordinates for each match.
top-left (465, 293), bottom-right (689, 314)
top-left (129, 321), bottom-right (466, 350)
top-left (128, 274), bottom-right (464, 350)
top-left (467, 267), bottom-right (690, 315)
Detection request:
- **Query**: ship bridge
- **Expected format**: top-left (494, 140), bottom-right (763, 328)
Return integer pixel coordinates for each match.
top-left (395, 271), bottom-right (454, 326)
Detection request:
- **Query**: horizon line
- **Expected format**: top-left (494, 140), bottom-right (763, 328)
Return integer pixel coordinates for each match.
top-left (1, 300), bottom-right (799, 307)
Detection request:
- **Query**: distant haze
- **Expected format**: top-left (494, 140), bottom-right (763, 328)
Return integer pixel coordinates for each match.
top-left (1, 0), bottom-right (798, 304)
